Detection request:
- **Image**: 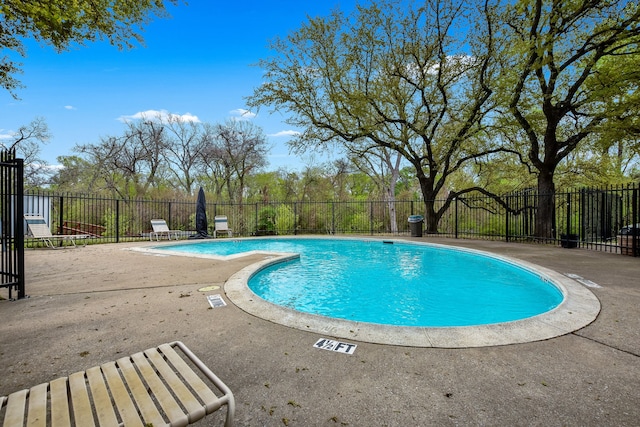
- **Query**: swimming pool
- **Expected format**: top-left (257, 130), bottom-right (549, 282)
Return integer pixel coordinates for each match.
top-left (138, 237), bottom-right (600, 347)
top-left (157, 238), bottom-right (562, 327)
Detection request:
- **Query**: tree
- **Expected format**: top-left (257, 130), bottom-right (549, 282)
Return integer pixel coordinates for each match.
top-left (0, 0), bottom-right (177, 97)
top-left (349, 147), bottom-right (403, 232)
top-left (248, 0), bottom-right (510, 233)
top-left (297, 164), bottom-right (335, 202)
top-left (162, 115), bottom-right (206, 195)
top-left (1, 117), bottom-right (51, 187)
top-left (258, 169), bottom-right (304, 203)
top-left (201, 120), bottom-right (269, 233)
top-left (588, 55), bottom-right (640, 182)
top-left (202, 120), bottom-right (269, 204)
top-left (75, 135), bottom-right (141, 198)
top-left (49, 155), bottom-right (94, 191)
top-left (328, 159), bottom-right (354, 201)
top-left (74, 119), bottom-right (171, 197)
top-left (198, 126), bottom-right (229, 201)
top-left (122, 119), bottom-right (167, 194)
top-left (499, 0), bottom-right (640, 238)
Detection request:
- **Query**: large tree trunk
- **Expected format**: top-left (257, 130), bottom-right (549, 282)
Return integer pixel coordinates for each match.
top-left (386, 190), bottom-right (398, 234)
top-left (386, 164), bottom-right (400, 233)
top-left (536, 169), bottom-right (556, 240)
top-left (423, 199), bottom-right (439, 234)
top-left (417, 173), bottom-right (440, 233)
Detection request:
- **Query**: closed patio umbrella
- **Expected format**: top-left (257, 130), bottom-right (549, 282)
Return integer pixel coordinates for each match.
top-left (190, 187), bottom-right (210, 239)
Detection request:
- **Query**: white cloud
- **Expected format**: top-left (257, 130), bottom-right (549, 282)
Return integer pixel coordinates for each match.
top-left (64, 105), bottom-right (76, 110)
top-left (0, 129), bottom-right (14, 140)
top-left (117, 109), bottom-right (201, 124)
top-left (229, 108), bottom-right (257, 120)
top-left (269, 130), bottom-right (301, 137)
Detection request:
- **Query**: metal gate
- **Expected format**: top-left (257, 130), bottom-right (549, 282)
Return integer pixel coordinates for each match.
top-left (0, 149), bottom-right (25, 299)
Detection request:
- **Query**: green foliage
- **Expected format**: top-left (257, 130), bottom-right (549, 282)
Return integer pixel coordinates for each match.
top-left (274, 204), bottom-right (297, 234)
top-left (341, 212), bottom-right (384, 234)
top-left (0, 0), bottom-right (177, 98)
top-left (295, 203), bottom-right (328, 233)
top-left (256, 207), bottom-right (277, 235)
top-left (254, 205), bottom-right (298, 235)
top-left (102, 208), bottom-right (129, 237)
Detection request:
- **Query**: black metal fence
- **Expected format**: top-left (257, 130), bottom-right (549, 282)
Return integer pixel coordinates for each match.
top-left (22, 184), bottom-right (639, 256)
top-left (1, 149), bottom-right (25, 299)
top-left (442, 185), bottom-right (638, 256)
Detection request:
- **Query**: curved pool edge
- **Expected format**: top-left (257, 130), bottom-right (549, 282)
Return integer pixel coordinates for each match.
top-left (223, 239), bottom-right (601, 348)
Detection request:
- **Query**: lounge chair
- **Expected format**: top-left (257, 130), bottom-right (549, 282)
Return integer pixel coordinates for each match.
top-left (0, 341), bottom-right (235, 427)
top-left (150, 219), bottom-right (181, 241)
top-left (213, 215), bottom-right (233, 238)
top-left (24, 215), bottom-right (90, 248)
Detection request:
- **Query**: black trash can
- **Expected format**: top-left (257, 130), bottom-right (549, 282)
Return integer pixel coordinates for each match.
top-left (408, 215), bottom-right (424, 237)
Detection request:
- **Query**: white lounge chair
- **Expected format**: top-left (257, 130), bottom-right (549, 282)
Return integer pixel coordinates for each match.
top-left (150, 219), bottom-right (181, 241)
top-left (24, 215), bottom-right (90, 248)
top-left (213, 215), bottom-right (233, 238)
top-left (0, 341), bottom-right (235, 427)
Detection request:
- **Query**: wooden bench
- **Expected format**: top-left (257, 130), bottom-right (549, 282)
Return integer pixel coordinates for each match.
top-left (0, 341), bottom-right (235, 427)
top-left (62, 221), bottom-right (106, 238)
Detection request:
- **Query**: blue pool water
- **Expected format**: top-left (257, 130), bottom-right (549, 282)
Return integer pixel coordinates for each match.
top-left (157, 238), bottom-right (563, 327)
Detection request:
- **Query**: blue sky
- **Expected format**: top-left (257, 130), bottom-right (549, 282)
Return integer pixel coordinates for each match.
top-left (1, 1), bottom-right (359, 171)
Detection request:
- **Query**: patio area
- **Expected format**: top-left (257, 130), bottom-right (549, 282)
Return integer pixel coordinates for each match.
top-left (1, 237), bottom-right (639, 426)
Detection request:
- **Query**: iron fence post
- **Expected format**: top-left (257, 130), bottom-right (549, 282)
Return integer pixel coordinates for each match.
top-left (58, 195), bottom-right (64, 236)
top-left (331, 202), bottom-right (335, 234)
top-left (632, 186), bottom-right (637, 255)
top-left (454, 197), bottom-right (459, 239)
top-left (581, 188), bottom-right (586, 244)
top-left (16, 158), bottom-right (25, 299)
top-left (116, 199), bottom-right (120, 243)
top-left (505, 195), bottom-right (510, 243)
top-left (566, 192), bottom-right (572, 238)
top-left (370, 202), bottom-right (373, 235)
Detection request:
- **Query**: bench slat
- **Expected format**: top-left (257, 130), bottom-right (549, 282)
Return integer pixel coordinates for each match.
top-left (86, 366), bottom-right (119, 426)
top-left (101, 362), bottom-right (144, 427)
top-left (158, 344), bottom-right (220, 412)
top-left (116, 356), bottom-right (166, 427)
top-left (131, 351), bottom-right (188, 426)
top-left (68, 372), bottom-right (95, 427)
top-left (26, 382), bottom-right (49, 427)
top-left (49, 378), bottom-right (71, 427)
top-left (145, 348), bottom-right (205, 422)
top-left (3, 389), bottom-right (28, 426)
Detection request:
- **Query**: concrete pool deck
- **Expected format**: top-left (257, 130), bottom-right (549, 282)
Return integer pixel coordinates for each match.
top-left (1, 237), bottom-right (639, 425)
